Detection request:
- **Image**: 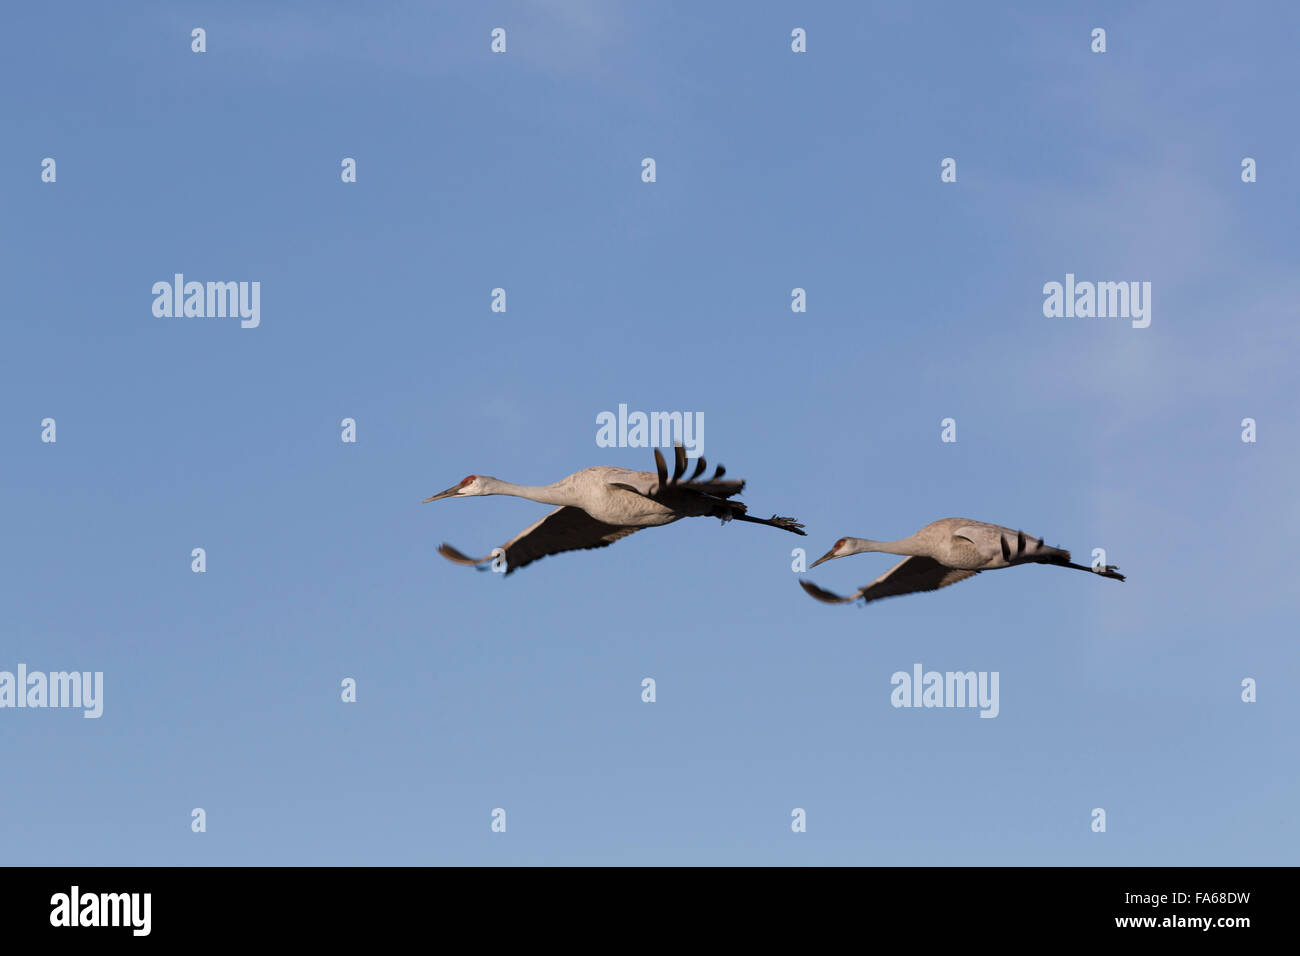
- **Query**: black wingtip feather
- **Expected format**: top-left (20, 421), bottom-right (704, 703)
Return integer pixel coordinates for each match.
top-left (672, 444), bottom-right (687, 482)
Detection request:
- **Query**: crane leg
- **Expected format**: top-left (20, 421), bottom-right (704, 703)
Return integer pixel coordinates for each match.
top-left (730, 513), bottom-right (806, 535)
top-left (1059, 560), bottom-right (1125, 582)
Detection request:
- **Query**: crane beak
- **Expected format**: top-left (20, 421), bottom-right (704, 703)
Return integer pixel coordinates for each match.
top-left (809, 547), bottom-right (840, 568)
top-left (422, 484), bottom-right (461, 503)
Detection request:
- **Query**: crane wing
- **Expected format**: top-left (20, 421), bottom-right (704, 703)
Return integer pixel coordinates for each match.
top-left (646, 448), bottom-right (744, 496)
top-left (954, 523), bottom-right (1056, 564)
top-left (438, 506), bottom-right (643, 575)
top-left (951, 525), bottom-right (1002, 563)
top-left (800, 556), bottom-right (981, 605)
top-left (610, 476), bottom-right (745, 499)
top-left (603, 448), bottom-right (745, 499)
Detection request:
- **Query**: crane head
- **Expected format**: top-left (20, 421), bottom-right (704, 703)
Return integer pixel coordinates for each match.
top-left (423, 475), bottom-right (483, 502)
top-left (809, 537), bottom-right (850, 568)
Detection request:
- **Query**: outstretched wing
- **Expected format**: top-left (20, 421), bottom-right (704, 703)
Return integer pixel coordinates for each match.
top-left (611, 446), bottom-right (746, 500)
top-left (439, 506), bottom-right (643, 575)
top-left (800, 556), bottom-right (981, 605)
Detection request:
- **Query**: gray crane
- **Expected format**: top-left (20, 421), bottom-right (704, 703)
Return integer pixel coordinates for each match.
top-left (801, 517), bottom-right (1124, 605)
top-left (425, 446), bottom-right (804, 575)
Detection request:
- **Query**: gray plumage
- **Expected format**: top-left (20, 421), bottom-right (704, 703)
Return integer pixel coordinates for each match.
top-left (801, 517), bottom-right (1125, 605)
top-left (426, 446), bottom-right (804, 575)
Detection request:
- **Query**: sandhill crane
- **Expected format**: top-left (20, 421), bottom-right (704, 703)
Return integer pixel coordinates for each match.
top-left (800, 517), bottom-right (1124, 605)
top-left (424, 446), bottom-right (805, 575)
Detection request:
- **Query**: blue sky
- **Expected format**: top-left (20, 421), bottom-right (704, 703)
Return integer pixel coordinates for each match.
top-left (2, 1), bottom-right (1296, 865)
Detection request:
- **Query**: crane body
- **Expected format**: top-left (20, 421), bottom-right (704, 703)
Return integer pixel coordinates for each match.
top-left (801, 517), bottom-right (1124, 605)
top-left (425, 446), bottom-right (804, 575)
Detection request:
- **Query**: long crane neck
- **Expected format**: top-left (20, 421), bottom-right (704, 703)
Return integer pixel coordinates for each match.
top-left (854, 535), bottom-right (929, 557)
top-left (479, 478), bottom-right (576, 508)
